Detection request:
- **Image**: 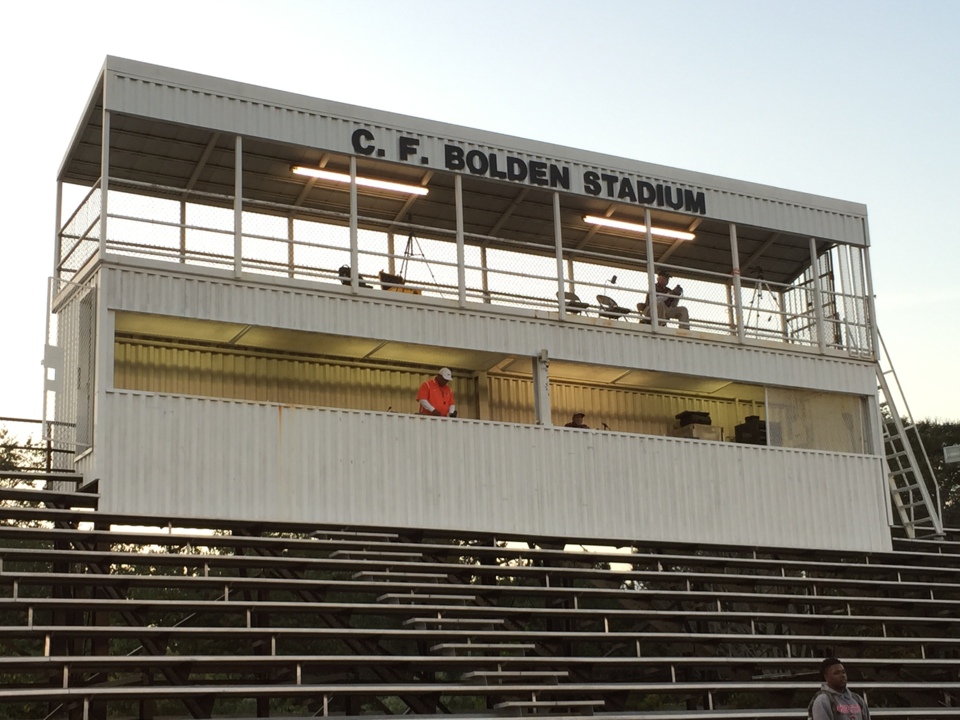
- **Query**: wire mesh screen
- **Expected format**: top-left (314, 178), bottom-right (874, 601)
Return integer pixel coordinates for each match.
top-left (58, 186), bottom-right (101, 282)
top-left (63, 178), bottom-right (876, 361)
top-left (766, 387), bottom-right (867, 453)
top-left (830, 243), bottom-right (872, 354)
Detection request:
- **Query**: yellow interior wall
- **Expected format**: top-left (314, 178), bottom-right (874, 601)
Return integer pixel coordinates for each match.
top-left (115, 339), bottom-right (765, 439)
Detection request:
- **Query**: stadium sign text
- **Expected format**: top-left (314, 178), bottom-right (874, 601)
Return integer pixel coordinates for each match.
top-left (349, 128), bottom-right (707, 215)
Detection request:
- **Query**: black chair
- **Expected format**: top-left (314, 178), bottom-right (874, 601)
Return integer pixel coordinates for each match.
top-left (338, 265), bottom-right (371, 289)
top-left (379, 270), bottom-right (422, 295)
top-left (562, 292), bottom-right (590, 314)
top-left (596, 294), bottom-right (631, 320)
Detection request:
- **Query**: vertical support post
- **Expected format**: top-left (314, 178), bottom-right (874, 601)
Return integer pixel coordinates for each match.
top-left (233, 135), bottom-right (243, 277)
top-left (455, 174), bottom-right (466, 307)
top-left (553, 192), bottom-right (566, 316)
top-left (99, 111), bottom-right (109, 257)
top-left (729, 222), bottom-right (745, 343)
top-left (532, 350), bottom-right (551, 426)
top-left (90, 300), bottom-right (116, 484)
top-left (809, 237), bottom-right (826, 353)
top-left (179, 201), bottom-right (187, 263)
top-left (850, 245), bottom-right (865, 349)
top-left (41, 276), bottom-right (55, 471)
top-left (861, 220), bottom-right (880, 359)
top-left (476, 371), bottom-right (491, 420)
top-left (349, 156), bottom-right (359, 292)
top-left (480, 246), bottom-right (490, 303)
top-left (53, 181), bottom-right (63, 279)
top-left (644, 209), bottom-right (659, 329)
top-left (778, 291), bottom-right (788, 338)
top-left (287, 217), bottom-right (295, 278)
top-left (387, 232), bottom-right (396, 275)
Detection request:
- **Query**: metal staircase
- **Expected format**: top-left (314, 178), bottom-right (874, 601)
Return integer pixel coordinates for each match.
top-left (876, 332), bottom-right (943, 538)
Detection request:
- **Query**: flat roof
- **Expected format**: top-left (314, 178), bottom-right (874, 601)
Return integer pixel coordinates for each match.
top-left (57, 57), bottom-right (870, 286)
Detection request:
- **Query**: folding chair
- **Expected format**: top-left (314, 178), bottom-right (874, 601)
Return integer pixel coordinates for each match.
top-left (562, 291), bottom-right (590, 314)
top-left (596, 294), bottom-right (631, 320)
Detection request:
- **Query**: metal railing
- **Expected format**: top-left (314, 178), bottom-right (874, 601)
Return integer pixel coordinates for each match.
top-left (56, 179), bottom-right (876, 358)
top-left (0, 417), bottom-right (75, 473)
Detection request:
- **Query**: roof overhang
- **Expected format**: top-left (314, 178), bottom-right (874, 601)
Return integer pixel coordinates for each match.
top-left (57, 57), bottom-right (870, 286)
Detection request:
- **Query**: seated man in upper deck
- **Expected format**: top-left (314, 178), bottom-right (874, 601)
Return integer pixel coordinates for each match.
top-left (644, 271), bottom-right (690, 330)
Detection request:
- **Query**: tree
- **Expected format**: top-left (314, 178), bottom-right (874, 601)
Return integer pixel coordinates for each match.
top-left (913, 418), bottom-right (960, 530)
top-left (0, 424), bottom-right (43, 472)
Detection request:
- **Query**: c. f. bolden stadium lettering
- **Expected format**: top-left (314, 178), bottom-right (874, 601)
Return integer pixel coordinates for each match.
top-left (443, 144), bottom-right (706, 215)
top-left (444, 145), bottom-right (570, 189)
top-left (348, 130), bottom-right (706, 215)
top-left (583, 170), bottom-right (706, 215)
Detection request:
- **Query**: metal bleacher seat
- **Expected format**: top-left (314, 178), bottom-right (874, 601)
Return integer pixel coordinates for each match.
top-left (3, 488), bottom-right (960, 718)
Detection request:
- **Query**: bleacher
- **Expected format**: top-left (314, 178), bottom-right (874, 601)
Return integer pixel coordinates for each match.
top-left (1, 475), bottom-right (959, 719)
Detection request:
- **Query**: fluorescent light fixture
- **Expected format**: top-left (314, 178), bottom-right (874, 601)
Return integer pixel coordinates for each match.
top-left (291, 166), bottom-right (429, 196)
top-left (583, 215), bottom-right (695, 241)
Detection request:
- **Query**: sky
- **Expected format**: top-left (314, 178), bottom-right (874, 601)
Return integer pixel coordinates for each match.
top-left (1, 0), bottom-right (958, 423)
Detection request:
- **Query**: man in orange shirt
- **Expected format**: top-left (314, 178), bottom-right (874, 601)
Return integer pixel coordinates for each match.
top-left (417, 368), bottom-right (457, 417)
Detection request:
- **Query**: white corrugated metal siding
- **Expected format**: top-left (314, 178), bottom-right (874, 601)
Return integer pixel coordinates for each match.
top-left (101, 264), bottom-right (879, 396)
top-left (97, 391), bottom-right (890, 553)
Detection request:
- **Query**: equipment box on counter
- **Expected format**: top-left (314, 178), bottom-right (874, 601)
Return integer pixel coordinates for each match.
top-left (668, 424), bottom-right (724, 441)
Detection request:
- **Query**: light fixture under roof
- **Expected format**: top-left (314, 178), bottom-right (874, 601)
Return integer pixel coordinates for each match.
top-left (583, 215), bottom-right (695, 241)
top-left (291, 166), bottom-right (429, 196)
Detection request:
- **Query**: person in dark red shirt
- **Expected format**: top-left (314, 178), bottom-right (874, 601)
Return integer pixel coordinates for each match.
top-left (417, 368), bottom-right (457, 417)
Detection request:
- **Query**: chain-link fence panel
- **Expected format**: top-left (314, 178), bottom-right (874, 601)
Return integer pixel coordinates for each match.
top-left (184, 202), bottom-right (235, 270)
top-left (58, 186), bottom-right (101, 283)
top-left (565, 257), bottom-right (647, 322)
top-left (478, 245), bottom-right (558, 311)
top-left (291, 216), bottom-right (350, 285)
top-left (740, 274), bottom-right (794, 344)
top-left (107, 191), bottom-right (183, 263)
top-left (240, 211), bottom-right (291, 279)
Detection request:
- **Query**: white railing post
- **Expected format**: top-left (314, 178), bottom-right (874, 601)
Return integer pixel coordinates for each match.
top-left (729, 223), bottom-right (745, 343)
top-left (455, 174), bottom-right (466, 307)
top-left (862, 220), bottom-right (880, 358)
top-left (349, 157), bottom-right (358, 292)
top-left (54, 181), bottom-right (63, 279)
top-left (810, 237), bottom-right (826, 353)
top-left (554, 192), bottom-right (566, 316)
top-left (644, 209), bottom-right (659, 329)
top-left (533, 349), bottom-right (551, 426)
top-left (99, 110), bottom-right (109, 257)
top-left (234, 135), bottom-right (243, 277)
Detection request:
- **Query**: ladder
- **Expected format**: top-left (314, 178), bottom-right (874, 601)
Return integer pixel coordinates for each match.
top-left (875, 332), bottom-right (943, 538)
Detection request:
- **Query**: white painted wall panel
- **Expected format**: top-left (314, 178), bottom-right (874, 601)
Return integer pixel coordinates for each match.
top-left (97, 391), bottom-right (891, 553)
top-left (102, 59), bottom-right (867, 245)
top-left (101, 262), bottom-right (879, 396)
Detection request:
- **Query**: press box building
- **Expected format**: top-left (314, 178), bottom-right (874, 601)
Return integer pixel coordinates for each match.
top-left (45, 57), bottom-right (939, 554)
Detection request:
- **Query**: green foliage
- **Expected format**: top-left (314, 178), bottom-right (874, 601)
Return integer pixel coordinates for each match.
top-left (913, 418), bottom-right (960, 528)
top-left (0, 425), bottom-right (42, 472)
